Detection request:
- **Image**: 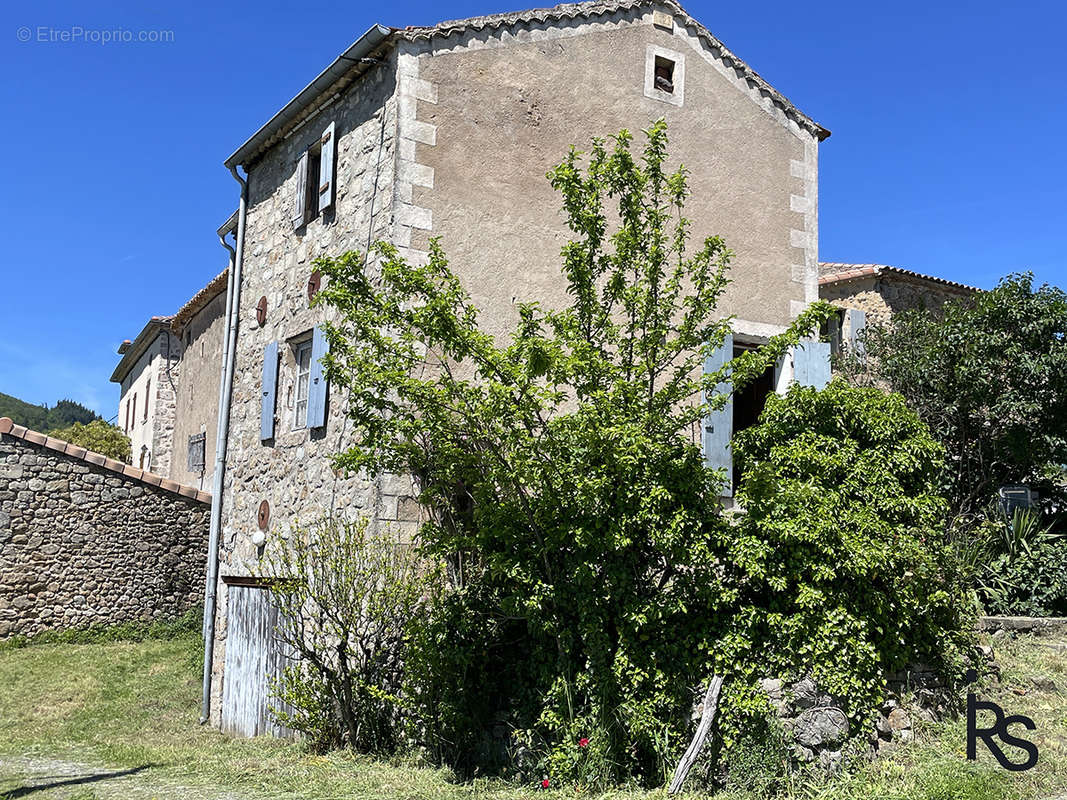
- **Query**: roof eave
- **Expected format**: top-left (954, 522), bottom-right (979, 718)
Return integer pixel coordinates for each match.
top-left (224, 24), bottom-right (394, 171)
top-left (109, 319), bottom-right (170, 384)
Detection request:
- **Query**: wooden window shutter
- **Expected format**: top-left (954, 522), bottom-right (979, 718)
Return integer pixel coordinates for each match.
top-left (793, 341), bottom-right (831, 389)
top-left (260, 341), bottom-right (279, 441)
top-left (144, 379), bottom-right (150, 421)
top-left (132, 393), bottom-right (137, 427)
top-left (845, 308), bottom-right (867, 357)
top-left (317, 122), bottom-right (336, 214)
top-left (703, 333), bottom-right (734, 497)
top-left (306, 325), bottom-right (329, 429)
top-left (291, 151), bottom-right (308, 229)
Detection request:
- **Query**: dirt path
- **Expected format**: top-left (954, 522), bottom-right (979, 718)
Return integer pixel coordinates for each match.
top-left (0, 754), bottom-right (246, 800)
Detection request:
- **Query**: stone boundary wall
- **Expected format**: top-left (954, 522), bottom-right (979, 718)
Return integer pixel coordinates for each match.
top-left (0, 418), bottom-right (211, 638)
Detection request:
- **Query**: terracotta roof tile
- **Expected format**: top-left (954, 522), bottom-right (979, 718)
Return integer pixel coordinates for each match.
top-left (0, 418), bottom-right (211, 505)
top-left (171, 269), bottom-right (229, 335)
top-left (818, 262), bottom-right (979, 293)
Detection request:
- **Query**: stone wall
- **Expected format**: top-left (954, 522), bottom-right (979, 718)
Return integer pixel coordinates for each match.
top-left (171, 288), bottom-right (227, 491)
top-left (151, 330), bottom-right (182, 477)
top-left (820, 274), bottom-right (973, 328)
top-left (0, 419), bottom-right (210, 639)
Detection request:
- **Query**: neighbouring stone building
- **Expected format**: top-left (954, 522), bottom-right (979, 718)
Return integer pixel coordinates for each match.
top-left (0, 417), bottom-right (211, 639)
top-left (111, 270), bottom-right (229, 490)
top-left (206, 0), bottom-right (841, 733)
top-left (111, 315), bottom-right (179, 473)
top-left (817, 262), bottom-right (978, 355)
top-left (170, 269), bottom-right (229, 491)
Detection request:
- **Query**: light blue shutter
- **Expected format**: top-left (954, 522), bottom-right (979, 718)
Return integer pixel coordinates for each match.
top-left (703, 333), bottom-right (734, 497)
top-left (260, 341), bottom-right (279, 441)
top-left (291, 151), bottom-right (308, 230)
top-left (306, 325), bottom-right (328, 429)
top-left (317, 122), bottom-right (336, 214)
top-left (845, 308), bottom-right (867, 357)
top-left (793, 341), bottom-right (831, 389)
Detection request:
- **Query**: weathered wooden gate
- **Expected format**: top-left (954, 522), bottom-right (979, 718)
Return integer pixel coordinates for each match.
top-left (221, 582), bottom-right (291, 737)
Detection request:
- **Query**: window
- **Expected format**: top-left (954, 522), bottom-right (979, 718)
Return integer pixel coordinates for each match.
top-left (144, 380), bottom-right (150, 422)
top-left (124, 399), bottom-right (130, 433)
top-left (188, 433), bottom-right (206, 473)
top-left (294, 340), bottom-right (313, 429)
top-left (132, 393), bottom-right (137, 428)
top-left (644, 45), bottom-right (685, 106)
top-left (291, 122), bottom-right (336, 229)
top-left (654, 56), bottom-right (675, 93)
top-left (730, 343), bottom-right (777, 495)
top-left (821, 309), bottom-right (845, 357)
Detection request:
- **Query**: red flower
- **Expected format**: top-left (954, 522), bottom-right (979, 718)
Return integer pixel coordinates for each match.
top-left (541, 778), bottom-right (550, 788)
top-left (578, 737), bottom-right (589, 747)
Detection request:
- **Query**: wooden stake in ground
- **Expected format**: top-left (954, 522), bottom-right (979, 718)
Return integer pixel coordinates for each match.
top-left (667, 674), bottom-right (724, 795)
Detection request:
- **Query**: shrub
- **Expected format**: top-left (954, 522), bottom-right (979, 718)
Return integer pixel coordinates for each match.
top-left (47, 419), bottom-right (131, 462)
top-left (261, 518), bottom-right (440, 753)
top-left (840, 273), bottom-right (1067, 521)
top-left (726, 380), bottom-right (975, 728)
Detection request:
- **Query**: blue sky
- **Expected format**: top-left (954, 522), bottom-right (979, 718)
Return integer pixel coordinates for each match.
top-left (0, 0), bottom-right (1063, 418)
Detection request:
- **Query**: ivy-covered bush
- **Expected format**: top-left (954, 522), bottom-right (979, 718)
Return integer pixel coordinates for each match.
top-left (726, 381), bottom-right (976, 727)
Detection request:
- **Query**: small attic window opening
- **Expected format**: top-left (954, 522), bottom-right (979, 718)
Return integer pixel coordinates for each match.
top-left (654, 56), bottom-right (675, 94)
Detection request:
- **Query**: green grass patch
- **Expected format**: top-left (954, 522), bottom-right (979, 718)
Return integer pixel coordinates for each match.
top-left (0, 632), bottom-right (1065, 799)
top-left (0, 606), bottom-right (203, 652)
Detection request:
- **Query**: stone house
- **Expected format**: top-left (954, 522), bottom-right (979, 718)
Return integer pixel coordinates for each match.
top-left (0, 417), bottom-right (210, 639)
top-left (111, 315), bottom-right (178, 473)
top-left (169, 269), bottom-right (230, 491)
top-left (111, 270), bottom-right (228, 489)
top-left (204, 0), bottom-right (839, 735)
top-left (817, 262), bottom-right (978, 356)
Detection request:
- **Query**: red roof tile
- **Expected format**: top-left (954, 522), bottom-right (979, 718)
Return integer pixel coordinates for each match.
top-left (0, 417), bottom-right (211, 505)
top-left (818, 263), bottom-right (979, 293)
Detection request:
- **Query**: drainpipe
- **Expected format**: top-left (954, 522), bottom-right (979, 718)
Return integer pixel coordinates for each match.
top-left (200, 169), bottom-right (248, 724)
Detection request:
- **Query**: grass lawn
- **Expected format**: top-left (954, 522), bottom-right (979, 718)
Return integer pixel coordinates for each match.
top-left (0, 632), bottom-right (1065, 799)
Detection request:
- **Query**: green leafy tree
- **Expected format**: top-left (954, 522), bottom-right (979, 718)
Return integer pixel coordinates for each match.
top-left (47, 419), bottom-right (130, 462)
top-left (0, 393), bottom-right (99, 431)
top-left (315, 120), bottom-right (831, 781)
top-left (842, 274), bottom-right (1067, 521)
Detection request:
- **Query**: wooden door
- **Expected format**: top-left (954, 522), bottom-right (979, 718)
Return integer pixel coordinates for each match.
top-left (221, 583), bottom-right (290, 737)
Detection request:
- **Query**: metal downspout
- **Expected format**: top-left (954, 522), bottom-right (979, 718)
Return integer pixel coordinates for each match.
top-left (200, 170), bottom-right (248, 724)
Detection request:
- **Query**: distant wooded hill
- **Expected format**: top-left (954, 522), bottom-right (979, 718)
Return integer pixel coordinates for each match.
top-left (0, 392), bottom-right (100, 431)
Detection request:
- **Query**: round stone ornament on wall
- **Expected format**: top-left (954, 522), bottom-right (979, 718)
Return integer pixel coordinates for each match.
top-left (255, 296), bottom-right (268, 327)
top-left (257, 499), bottom-right (270, 532)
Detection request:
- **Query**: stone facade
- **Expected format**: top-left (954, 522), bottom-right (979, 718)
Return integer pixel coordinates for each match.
top-left (112, 271), bottom-right (228, 491)
top-left (113, 318), bottom-right (180, 473)
top-left (818, 263), bottom-right (977, 329)
top-left (171, 274), bottom-right (228, 490)
top-left (0, 418), bottom-right (210, 639)
top-left (208, 0), bottom-right (831, 726)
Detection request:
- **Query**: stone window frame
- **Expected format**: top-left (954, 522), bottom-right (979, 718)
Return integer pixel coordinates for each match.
top-left (644, 44), bottom-right (685, 107)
